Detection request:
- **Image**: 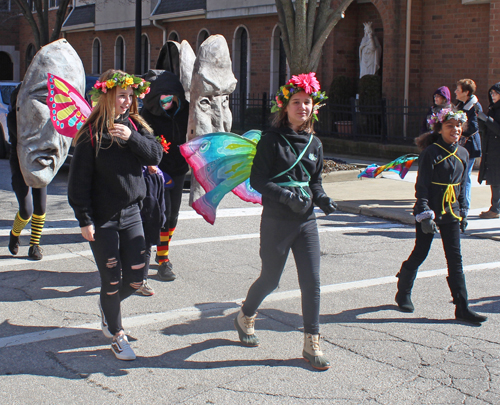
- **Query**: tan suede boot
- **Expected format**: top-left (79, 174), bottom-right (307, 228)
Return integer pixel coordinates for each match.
top-left (302, 333), bottom-right (330, 370)
top-left (234, 308), bottom-right (259, 346)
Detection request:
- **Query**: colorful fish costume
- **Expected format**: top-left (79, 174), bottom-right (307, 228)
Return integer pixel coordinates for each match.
top-left (179, 130), bottom-right (262, 224)
top-left (358, 154), bottom-right (418, 179)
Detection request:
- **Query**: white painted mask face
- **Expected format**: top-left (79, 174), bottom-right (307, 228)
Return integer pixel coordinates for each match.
top-left (17, 39), bottom-right (84, 188)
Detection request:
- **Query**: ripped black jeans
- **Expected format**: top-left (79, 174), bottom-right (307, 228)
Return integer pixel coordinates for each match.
top-left (90, 203), bottom-right (146, 335)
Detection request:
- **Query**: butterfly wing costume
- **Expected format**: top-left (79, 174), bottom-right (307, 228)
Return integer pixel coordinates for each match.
top-left (179, 130), bottom-right (262, 225)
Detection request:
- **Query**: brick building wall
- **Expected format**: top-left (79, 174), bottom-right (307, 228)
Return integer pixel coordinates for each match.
top-left (10, 0), bottom-right (500, 108)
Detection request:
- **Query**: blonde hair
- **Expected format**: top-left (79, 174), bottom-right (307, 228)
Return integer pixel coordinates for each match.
top-left (271, 90), bottom-right (315, 133)
top-left (74, 69), bottom-right (153, 154)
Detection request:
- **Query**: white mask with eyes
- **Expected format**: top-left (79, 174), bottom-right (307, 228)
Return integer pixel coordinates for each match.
top-left (17, 39), bottom-right (85, 188)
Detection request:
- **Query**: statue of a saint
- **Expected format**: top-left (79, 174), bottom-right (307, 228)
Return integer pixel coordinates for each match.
top-left (359, 22), bottom-right (382, 78)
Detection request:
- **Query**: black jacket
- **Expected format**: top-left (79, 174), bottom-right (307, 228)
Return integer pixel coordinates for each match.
top-left (141, 168), bottom-right (166, 246)
top-left (414, 136), bottom-right (468, 224)
top-left (455, 97), bottom-right (482, 158)
top-left (68, 112), bottom-right (163, 227)
top-left (478, 83), bottom-right (500, 185)
top-left (250, 127), bottom-right (326, 221)
top-left (141, 71), bottom-right (189, 177)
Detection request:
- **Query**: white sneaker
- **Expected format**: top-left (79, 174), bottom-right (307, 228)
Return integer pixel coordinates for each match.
top-left (136, 280), bottom-right (155, 296)
top-left (111, 334), bottom-right (136, 361)
top-left (98, 299), bottom-right (113, 338)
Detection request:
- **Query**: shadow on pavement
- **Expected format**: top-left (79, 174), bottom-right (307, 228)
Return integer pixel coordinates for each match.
top-left (0, 268), bottom-right (99, 303)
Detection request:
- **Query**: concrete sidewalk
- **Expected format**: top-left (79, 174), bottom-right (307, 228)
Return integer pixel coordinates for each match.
top-left (322, 160), bottom-right (500, 241)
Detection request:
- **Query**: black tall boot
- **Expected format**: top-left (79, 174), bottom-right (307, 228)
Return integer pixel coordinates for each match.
top-left (446, 275), bottom-right (487, 324)
top-left (395, 265), bottom-right (418, 313)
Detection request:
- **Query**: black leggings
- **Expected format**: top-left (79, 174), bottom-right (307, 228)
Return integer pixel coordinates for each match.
top-left (242, 217), bottom-right (321, 335)
top-left (11, 152), bottom-right (46, 218)
top-left (90, 204), bottom-right (146, 335)
top-left (163, 173), bottom-right (185, 231)
top-left (403, 221), bottom-right (463, 278)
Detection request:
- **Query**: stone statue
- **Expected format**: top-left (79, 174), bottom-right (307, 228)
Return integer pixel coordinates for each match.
top-left (184, 35), bottom-right (237, 204)
top-left (17, 39), bottom-right (84, 187)
top-left (359, 22), bottom-right (382, 78)
top-left (155, 34), bottom-right (237, 205)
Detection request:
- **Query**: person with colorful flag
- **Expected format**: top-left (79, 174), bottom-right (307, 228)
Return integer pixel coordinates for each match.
top-left (395, 108), bottom-right (487, 325)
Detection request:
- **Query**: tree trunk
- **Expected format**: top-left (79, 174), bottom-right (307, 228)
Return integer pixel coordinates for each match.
top-left (275, 0), bottom-right (355, 75)
top-left (13, 0), bottom-right (71, 50)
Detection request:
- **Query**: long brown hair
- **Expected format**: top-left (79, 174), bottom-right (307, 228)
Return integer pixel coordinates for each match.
top-left (271, 90), bottom-right (315, 133)
top-left (74, 69), bottom-right (152, 154)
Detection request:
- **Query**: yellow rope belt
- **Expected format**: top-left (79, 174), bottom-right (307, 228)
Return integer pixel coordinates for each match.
top-left (430, 181), bottom-right (462, 220)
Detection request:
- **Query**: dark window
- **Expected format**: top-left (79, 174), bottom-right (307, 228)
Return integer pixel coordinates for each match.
top-left (92, 39), bottom-right (101, 74)
top-left (115, 37), bottom-right (125, 70)
top-left (26, 44), bottom-right (36, 71)
top-left (0, 0), bottom-right (11, 12)
top-left (0, 52), bottom-right (13, 80)
top-left (239, 28), bottom-right (248, 97)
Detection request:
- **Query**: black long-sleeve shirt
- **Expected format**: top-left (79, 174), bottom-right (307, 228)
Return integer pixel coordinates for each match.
top-left (414, 137), bottom-right (469, 224)
top-left (250, 126), bottom-right (326, 220)
top-left (68, 112), bottom-right (163, 227)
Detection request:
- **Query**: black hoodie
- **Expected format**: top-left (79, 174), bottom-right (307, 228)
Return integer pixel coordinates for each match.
top-left (140, 70), bottom-right (189, 177)
top-left (250, 126), bottom-right (326, 221)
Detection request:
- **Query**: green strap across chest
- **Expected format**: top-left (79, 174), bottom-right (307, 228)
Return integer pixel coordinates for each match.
top-left (271, 134), bottom-right (313, 198)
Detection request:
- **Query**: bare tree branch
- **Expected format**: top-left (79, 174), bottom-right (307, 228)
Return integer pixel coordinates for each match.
top-left (50, 0), bottom-right (72, 42)
top-left (306, 0), bottom-right (317, 55)
top-left (278, 0), bottom-right (296, 53)
top-left (313, 0), bottom-right (334, 45)
top-left (294, 0), bottom-right (307, 70)
top-left (275, 1), bottom-right (292, 58)
top-left (308, 1), bottom-right (353, 72)
top-left (12, 0), bottom-right (41, 49)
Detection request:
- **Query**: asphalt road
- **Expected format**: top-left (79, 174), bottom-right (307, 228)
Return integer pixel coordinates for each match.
top-left (0, 158), bottom-right (499, 404)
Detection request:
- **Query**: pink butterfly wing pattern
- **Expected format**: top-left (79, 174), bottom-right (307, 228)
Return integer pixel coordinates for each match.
top-left (47, 73), bottom-right (92, 138)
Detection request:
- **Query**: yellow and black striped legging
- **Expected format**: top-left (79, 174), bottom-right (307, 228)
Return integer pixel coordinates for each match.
top-left (11, 211), bottom-right (46, 246)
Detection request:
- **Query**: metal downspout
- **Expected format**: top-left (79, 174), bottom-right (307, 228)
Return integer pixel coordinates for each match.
top-left (403, 0), bottom-right (412, 139)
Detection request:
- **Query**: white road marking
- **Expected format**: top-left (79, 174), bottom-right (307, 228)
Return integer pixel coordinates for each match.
top-left (0, 222), bottom-right (403, 269)
top-left (0, 260), bottom-right (498, 348)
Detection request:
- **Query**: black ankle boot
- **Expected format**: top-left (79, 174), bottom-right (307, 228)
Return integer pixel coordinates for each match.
top-left (8, 232), bottom-right (20, 255)
top-left (447, 276), bottom-right (487, 324)
top-left (395, 265), bottom-right (418, 312)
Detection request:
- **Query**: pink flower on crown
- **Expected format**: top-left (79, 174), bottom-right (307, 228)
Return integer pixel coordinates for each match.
top-left (289, 72), bottom-right (320, 94)
top-left (94, 81), bottom-right (102, 89)
top-left (144, 87), bottom-right (151, 95)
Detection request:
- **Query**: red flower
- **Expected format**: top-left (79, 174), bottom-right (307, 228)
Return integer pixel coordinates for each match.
top-left (156, 135), bottom-right (171, 153)
top-left (289, 72), bottom-right (320, 94)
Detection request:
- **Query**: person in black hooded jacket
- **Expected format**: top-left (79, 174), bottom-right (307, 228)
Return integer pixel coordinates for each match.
top-left (395, 108), bottom-right (487, 325)
top-left (477, 82), bottom-right (500, 219)
top-left (234, 73), bottom-right (336, 371)
top-left (141, 70), bottom-right (189, 281)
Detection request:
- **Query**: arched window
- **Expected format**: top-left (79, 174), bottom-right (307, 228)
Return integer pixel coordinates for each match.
top-left (168, 31), bottom-right (179, 42)
top-left (197, 29), bottom-right (210, 52)
top-left (140, 34), bottom-right (149, 74)
top-left (0, 51), bottom-right (13, 80)
top-left (233, 26), bottom-right (250, 98)
top-left (270, 25), bottom-right (288, 95)
top-left (92, 38), bottom-right (101, 75)
top-left (115, 36), bottom-right (125, 71)
top-left (26, 44), bottom-right (36, 71)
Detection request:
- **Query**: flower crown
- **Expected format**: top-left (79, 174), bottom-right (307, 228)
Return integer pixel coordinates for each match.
top-left (89, 72), bottom-right (151, 103)
top-left (271, 72), bottom-right (328, 121)
top-left (427, 108), bottom-right (467, 131)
